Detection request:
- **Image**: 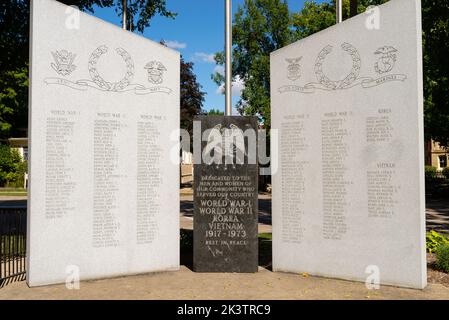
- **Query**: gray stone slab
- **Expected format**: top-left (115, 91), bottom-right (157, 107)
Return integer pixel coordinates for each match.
top-left (27, 0), bottom-right (180, 286)
top-left (270, 0), bottom-right (426, 288)
top-left (193, 116), bottom-right (258, 272)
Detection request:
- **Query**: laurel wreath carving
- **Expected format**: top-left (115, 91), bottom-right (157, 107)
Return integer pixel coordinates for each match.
top-left (88, 45), bottom-right (134, 91)
top-left (314, 42), bottom-right (361, 90)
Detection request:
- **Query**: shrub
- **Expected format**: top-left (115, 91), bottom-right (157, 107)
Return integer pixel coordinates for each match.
top-left (426, 230), bottom-right (449, 253)
top-left (425, 165), bottom-right (437, 179)
top-left (435, 244), bottom-right (449, 273)
top-left (12, 159), bottom-right (27, 188)
top-left (0, 145), bottom-right (26, 187)
top-left (443, 167), bottom-right (449, 179)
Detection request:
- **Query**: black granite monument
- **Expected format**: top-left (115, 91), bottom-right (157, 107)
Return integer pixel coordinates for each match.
top-left (193, 116), bottom-right (258, 272)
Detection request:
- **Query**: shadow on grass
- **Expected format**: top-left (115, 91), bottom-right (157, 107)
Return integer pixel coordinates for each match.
top-left (180, 229), bottom-right (273, 271)
top-left (258, 233), bottom-right (272, 271)
top-left (180, 229), bottom-right (193, 270)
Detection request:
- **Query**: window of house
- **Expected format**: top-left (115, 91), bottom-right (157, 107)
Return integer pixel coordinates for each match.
top-left (439, 155), bottom-right (447, 169)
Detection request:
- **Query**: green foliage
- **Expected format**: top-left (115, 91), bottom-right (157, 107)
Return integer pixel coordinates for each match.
top-left (57, 0), bottom-right (176, 33)
top-left (213, 0), bottom-right (293, 128)
top-left (426, 230), bottom-right (449, 254)
top-left (161, 40), bottom-right (204, 151)
top-left (0, 145), bottom-right (20, 172)
top-left (435, 244), bottom-right (449, 273)
top-left (292, 1), bottom-right (389, 38)
top-left (213, 0), bottom-right (449, 146)
top-left (119, 0), bottom-right (176, 33)
top-left (258, 233), bottom-right (272, 240)
top-left (0, 67), bottom-right (28, 137)
top-left (0, 2), bottom-right (29, 138)
top-left (180, 56), bottom-right (205, 148)
top-left (422, 0), bottom-right (449, 146)
top-left (208, 109), bottom-right (224, 115)
top-left (425, 165), bottom-right (437, 179)
top-left (291, 1), bottom-right (335, 39)
top-left (1, 0), bottom-right (176, 67)
top-left (0, 1), bottom-right (29, 72)
top-left (442, 167), bottom-right (449, 179)
top-left (0, 144), bottom-right (26, 187)
top-left (0, 1), bottom-right (176, 139)
top-left (258, 232), bottom-right (272, 268)
top-left (212, 0), bottom-right (393, 129)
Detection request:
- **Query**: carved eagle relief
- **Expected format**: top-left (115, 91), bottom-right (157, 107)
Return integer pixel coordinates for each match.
top-left (205, 124), bottom-right (247, 165)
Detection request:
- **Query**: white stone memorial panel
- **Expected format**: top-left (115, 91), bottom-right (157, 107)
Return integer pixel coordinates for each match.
top-left (27, 0), bottom-right (180, 286)
top-left (271, 0), bottom-right (426, 289)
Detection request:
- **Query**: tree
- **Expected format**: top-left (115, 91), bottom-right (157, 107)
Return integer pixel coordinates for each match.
top-left (180, 57), bottom-right (206, 140)
top-left (0, 67), bottom-right (28, 137)
top-left (0, 144), bottom-right (26, 187)
top-left (422, 0), bottom-right (449, 146)
top-left (292, 0), bottom-right (449, 146)
top-left (0, 1), bottom-right (30, 138)
top-left (291, 0), bottom-right (389, 44)
top-left (291, 1), bottom-right (335, 39)
top-left (158, 40), bottom-right (204, 142)
top-left (218, 0), bottom-right (449, 148)
top-left (1, 0), bottom-right (175, 69)
top-left (212, 0), bottom-right (293, 128)
top-left (207, 109), bottom-right (224, 115)
top-left (73, 0), bottom-right (177, 32)
top-left (0, 0), bottom-right (176, 138)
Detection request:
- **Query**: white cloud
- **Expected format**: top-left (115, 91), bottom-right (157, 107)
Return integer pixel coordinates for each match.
top-left (213, 65), bottom-right (225, 76)
top-left (193, 52), bottom-right (216, 63)
top-left (216, 75), bottom-right (245, 96)
top-left (232, 76), bottom-right (245, 96)
top-left (165, 40), bottom-right (187, 50)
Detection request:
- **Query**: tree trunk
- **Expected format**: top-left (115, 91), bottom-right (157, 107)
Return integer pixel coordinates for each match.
top-left (350, 0), bottom-right (358, 18)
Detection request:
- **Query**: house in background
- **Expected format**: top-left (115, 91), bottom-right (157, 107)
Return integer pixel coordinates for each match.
top-left (181, 149), bottom-right (193, 185)
top-left (426, 140), bottom-right (449, 171)
top-left (8, 137), bottom-right (28, 161)
top-left (8, 137), bottom-right (28, 188)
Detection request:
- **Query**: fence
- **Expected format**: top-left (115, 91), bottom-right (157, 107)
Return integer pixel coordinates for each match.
top-left (0, 208), bottom-right (27, 287)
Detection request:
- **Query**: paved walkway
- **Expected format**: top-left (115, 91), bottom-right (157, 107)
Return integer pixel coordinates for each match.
top-left (0, 266), bottom-right (448, 300)
top-left (0, 196), bottom-right (27, 208)
top-left (426, 198), bottom-right (449, 235)
top-left (1, 194), bottom-right (449, 299)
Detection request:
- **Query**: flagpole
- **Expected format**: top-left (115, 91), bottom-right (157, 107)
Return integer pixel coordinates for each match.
top-left (225, 0), bottom-right (232, 116)
top-left (122, 0), bottom-right (127, 30)
top-left (336, 0), bottom-right (342, 23)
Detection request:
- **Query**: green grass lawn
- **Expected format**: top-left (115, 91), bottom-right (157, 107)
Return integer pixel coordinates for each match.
top-left (258, 233), bottom-right (272, 269)
top-left (258, 233), bottom-right (272, 241)
top-left (0, 188), bottom-right (27, 196)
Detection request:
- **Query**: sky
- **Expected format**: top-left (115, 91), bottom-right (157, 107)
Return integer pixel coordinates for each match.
top-left (90, 0), bottom-right (328, 113)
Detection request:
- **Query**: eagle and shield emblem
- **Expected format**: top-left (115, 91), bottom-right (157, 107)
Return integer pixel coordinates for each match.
top-left (374, 46), bottom-right (398, 74)
top-left (286, 57), bottom-right (302, 81)
top-left (144, 61), bottom-right (167, 84)
top-left (205, 124), bottom-right (248, 167)
top-left (51, 50), bottom-right (77, 76)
